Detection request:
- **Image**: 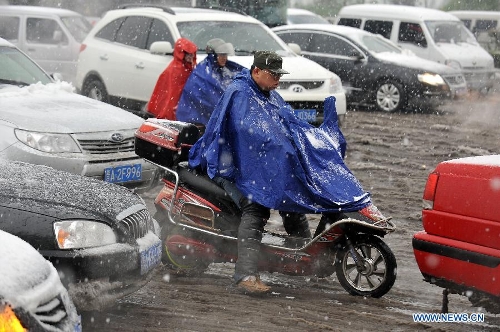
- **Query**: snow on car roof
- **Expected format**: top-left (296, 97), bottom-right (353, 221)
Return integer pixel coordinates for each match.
top-left (274, 23), bottom-right (370, 38)
top-left (449, 10), bottom-right (500, 19)
top-left (338, 4), bottom-right (461, 22)
top-left (0, 5), bottom-right (82, 16)
top-left (100, 5), bottom-right (259, 24)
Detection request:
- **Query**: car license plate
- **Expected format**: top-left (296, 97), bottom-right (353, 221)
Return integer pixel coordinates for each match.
top-left (104, 164), bottom-right (142, 183)
top-left (293, 109), bottom-right (317, 122)
top-left (140, 240), bottom-right (162, 275)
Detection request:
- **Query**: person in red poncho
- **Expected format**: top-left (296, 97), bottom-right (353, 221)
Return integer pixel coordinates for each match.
top-left (147, 38), bottom-right (197, 120)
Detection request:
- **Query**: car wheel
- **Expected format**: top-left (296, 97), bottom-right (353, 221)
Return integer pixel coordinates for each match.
top-left (375, 80), bottom-right (405, 112)
top-left (82, 78), bottom-right (109, 103)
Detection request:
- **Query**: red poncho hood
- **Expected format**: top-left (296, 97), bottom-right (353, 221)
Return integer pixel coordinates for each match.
top-left (147, 38), bottom-right (197, 119)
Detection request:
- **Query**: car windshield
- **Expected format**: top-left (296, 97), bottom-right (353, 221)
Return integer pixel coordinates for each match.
top-left (360, 34), bottom-right (402, 54)
top-left (177, 21), bottom-right (290, 56)
top-left (0, 46), bottom-right (52, 87)
top-left (425, 20), bottom-right (477, 44)
top-left (60, 15), bottom-right (92, 43)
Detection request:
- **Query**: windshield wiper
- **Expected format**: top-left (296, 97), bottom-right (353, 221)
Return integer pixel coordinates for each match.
top-left (0, 79), bottom-right (29, 87)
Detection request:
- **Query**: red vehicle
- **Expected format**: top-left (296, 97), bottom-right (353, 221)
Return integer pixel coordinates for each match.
top-left (413, 155), bottom-right (500, 313)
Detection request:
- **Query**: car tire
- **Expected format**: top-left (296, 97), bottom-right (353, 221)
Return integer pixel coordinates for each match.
top-left (375, 80), bottom-right (405, 112)
top-left (82, 78), bottom-right (109, 104)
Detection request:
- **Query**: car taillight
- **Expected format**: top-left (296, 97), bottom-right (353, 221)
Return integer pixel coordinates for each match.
top-left (79, 43), bottom-right (87, 53)
top-left (422, 172), bottom-right (439, 210)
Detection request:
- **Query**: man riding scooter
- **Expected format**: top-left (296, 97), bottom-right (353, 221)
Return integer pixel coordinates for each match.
top-left (188, 51), bottom-right (387, 294)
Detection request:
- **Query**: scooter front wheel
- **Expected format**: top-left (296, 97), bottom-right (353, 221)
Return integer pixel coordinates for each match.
top-left (335, 234), bottom-right (397, 298)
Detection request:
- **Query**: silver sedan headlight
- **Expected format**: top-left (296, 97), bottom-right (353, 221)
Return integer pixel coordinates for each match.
top-left (329, 73), bottom-right (344, 94)
top-left (418, 73), bottom-right (446, 86)
top-left (15, 129), bottom-right (81, 153)
top-left (54, 220), bottom-right (117, 249)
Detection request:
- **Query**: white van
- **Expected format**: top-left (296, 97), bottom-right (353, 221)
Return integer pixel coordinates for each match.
top-left (336, 4), bottom-right (496, 93)
top-left (449, 10), bottom-right (500, 68)
top-left (0, 5), bottom-right (92, 84)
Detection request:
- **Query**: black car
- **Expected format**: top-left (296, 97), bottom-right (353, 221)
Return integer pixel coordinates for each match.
top-left (0, 159), bottom-right (162, 312)
top-left (273, 24), bottom-right (468, 112)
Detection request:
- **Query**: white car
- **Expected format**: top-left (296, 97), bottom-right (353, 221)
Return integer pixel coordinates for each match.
top-left (75, 6), bottom-right (347, 125)
top-left (0, 37), bottom-right (159, 191)
top-left (0, 229), bottom-right (81, 332)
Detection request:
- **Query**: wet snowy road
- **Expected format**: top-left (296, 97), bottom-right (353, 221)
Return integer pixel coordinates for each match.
top-left (83, 93), bottom-right (500, 331)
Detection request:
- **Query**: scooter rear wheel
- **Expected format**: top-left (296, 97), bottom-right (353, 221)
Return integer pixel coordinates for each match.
top-left (335, 234), bottom-right (397, 298)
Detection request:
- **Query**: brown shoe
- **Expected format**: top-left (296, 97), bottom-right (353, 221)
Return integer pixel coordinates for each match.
top-left (237, 276), bottom-right (271, 293)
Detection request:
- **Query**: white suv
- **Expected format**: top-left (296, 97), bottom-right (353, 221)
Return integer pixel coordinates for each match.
top-left (75, 6), bottom-right (347, 125)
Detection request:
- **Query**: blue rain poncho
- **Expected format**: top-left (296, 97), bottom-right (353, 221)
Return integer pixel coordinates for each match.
top-left (176, 53), bottom-right (244, 125)
top-left (188, 69), bottom-right (371, 213)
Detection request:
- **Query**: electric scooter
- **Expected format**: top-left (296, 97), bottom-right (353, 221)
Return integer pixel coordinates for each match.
top-left (135, 118), bottom-right (397, 297)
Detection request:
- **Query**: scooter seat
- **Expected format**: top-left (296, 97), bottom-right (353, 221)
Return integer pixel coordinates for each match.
top-left (176, 162), bottom-right (232, 202)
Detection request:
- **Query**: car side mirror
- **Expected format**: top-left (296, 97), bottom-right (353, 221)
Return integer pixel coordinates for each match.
top-left (287, 43), bottom-right (301, 55)
top-left (150, 41), bottom-right (174, 55)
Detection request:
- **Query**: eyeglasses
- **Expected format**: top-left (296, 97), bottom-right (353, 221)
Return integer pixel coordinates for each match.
top-left (262, 69), bottom-right (283, 80)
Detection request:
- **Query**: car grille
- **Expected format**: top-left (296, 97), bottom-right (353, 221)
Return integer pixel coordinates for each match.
top-left (442, 74), bottom-right (466, 86)
top-left (279, 80), bottom-right (325, 90)
top-left (119, 208), bottom-right (154, 240)
top-left (33, 296), bottom-right (69, 331)
top-left (78, 137), bottom-right (135, 154)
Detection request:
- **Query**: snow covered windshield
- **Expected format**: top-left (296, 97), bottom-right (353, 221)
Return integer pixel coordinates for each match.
top-left (0, 46), bottom-right (52, 86)
top-left (425, 21), bottom-right (477, 44)
top-left (360, 34), bottom-right (402, 54)
top-left (177, 21), bottom-right (290, 55)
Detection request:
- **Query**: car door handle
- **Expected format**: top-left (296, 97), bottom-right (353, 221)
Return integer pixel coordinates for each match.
top-left (99, 54), bottom-right (108, 61)
top-left (135, 62), bottom-right (145, 69)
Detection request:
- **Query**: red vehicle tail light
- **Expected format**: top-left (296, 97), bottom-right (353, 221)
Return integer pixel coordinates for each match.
top-left (422, 172), bottom-right (439, 209)
top-left (79, 43), bottom-right (87, 53)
